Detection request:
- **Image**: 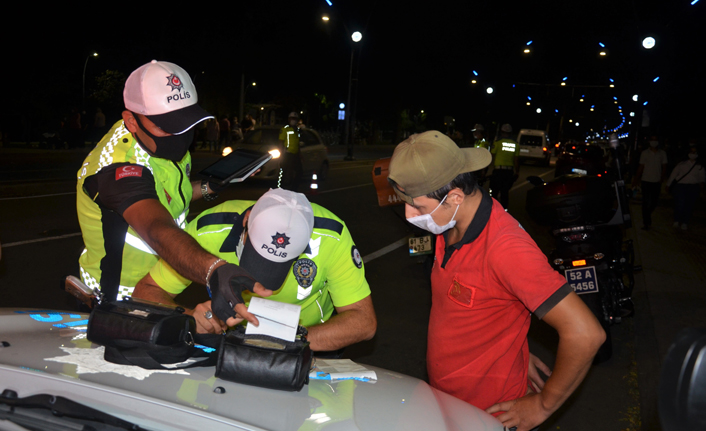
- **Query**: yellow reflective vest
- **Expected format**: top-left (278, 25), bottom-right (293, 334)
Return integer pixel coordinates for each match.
top-left (76, 120), bottom-right (193, 300)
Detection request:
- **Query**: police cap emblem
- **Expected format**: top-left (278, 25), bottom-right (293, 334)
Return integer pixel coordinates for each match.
top-left (271, 232), bottom-right (290, 249)
top-left (166, 73), bottom-right (184, 92)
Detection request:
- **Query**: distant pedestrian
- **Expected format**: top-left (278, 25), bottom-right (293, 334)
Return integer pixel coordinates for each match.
top-left (231, 116), bottom-right (243, 142)
top-left (667, 145), bottom-right (705, 230)
top-left (205, 118), bottom-right (219, 152)
top-left (67, 108), bottom-right (82, 148)
top-left (242, 114), bottom-right (256, 133)
top-left (219, 116), bottom-right (231, 149)
top-left (632, 136), bottom-right (668, 230)
top-left (92, 108), bottom-right (106, 144)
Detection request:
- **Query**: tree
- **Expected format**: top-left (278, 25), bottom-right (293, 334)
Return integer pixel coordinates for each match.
top-left (89, 70), bottom-right (126, 116)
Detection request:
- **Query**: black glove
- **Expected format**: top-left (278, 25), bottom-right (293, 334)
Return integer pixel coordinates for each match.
top-left (208, 264), bottom-right (257, 321)
top-left (207, 180), bottom-right (228, 194)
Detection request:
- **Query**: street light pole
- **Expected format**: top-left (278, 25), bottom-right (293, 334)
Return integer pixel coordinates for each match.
top-left (344, 31), bottom-right (362, 161)
top-left (239, 74), bottom-right (257, 123)
top-left (82, 51), bottom-right (98, 109)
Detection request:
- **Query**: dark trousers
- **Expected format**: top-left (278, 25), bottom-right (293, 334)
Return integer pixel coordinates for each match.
top-left (673, 183), bottom-right (700, 224)
top-left (641, 181), bottom-right (662, 227)
top-left (280, 152), bottom-right (303, 191)
top-left (490, 169), bottom-right (515, 209)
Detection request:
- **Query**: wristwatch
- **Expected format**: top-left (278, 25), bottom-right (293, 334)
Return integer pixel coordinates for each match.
top-left (201, 180), bottom-right (219, 202)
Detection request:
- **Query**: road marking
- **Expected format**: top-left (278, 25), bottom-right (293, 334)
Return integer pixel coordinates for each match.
top-left (330, 164), bottom-right (374, 171)
top-left (3, 233), bottom-right (82, 248)
top-left (0, 192), bottom-right (76, 201)
top-left (316, 183), bottom-right (372, 195)
top-left (361, 235), bottom-right (411, 264)
top-left (509, 169), bottom-right (554, 192)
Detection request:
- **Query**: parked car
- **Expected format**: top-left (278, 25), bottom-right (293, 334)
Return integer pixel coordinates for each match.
top-left (517, 129), bottom-right (551, 166)
top-left (0, 308), bottom-right (503, 431)
top-left (555, 141), bottom-right (610, 177)
top-left (232, 126), bottom-right (329, 182)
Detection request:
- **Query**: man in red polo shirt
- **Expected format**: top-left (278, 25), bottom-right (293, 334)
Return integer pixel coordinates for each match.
top-left (387, 131), bottom-right (605, 431)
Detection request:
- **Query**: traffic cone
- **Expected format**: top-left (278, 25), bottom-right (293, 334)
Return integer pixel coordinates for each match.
top-left (309, 173), bottom-right (319, 195)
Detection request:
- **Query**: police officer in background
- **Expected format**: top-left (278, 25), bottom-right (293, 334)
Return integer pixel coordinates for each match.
top-left (471, 123), bottom-right (490, 185)
top-left (76, 60), bottom-right (272, 327)
top-left (279, 111), bottom-right (303, 191)
top-left (472, 124), bottom-right (489, 150)
top-left (489, 123), bottom-right (520, 209)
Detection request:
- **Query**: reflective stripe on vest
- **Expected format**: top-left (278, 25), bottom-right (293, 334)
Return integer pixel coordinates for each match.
top-left (124, 211), bottom-right (187, 255)
top-left (125, 232), bottom-right (158, 255)
top-left (502, 142), bottom-right (517, 152)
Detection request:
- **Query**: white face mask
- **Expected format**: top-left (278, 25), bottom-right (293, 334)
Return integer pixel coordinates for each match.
top-left (406, 194), bottom-right (460, 235)
top-left (689, 153), bottom-right (698, 160)
top-left (649, 141), bottom-right (659, 148)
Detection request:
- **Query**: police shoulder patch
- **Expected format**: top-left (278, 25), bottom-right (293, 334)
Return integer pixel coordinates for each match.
top-left (351, 246), bottom-right (363, 269)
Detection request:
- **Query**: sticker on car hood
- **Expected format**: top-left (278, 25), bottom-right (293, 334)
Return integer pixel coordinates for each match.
top-left (45, 346), bottom-right (193, 380)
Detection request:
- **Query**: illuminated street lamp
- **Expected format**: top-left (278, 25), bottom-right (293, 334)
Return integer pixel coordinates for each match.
top-left (642, 36), bottom-right (656, 49)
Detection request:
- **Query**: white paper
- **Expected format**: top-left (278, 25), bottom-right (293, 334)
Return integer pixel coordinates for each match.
top-left (309, 359), bottom-right (378, 382)
top-left (245, 297), bottom-right (301, 342)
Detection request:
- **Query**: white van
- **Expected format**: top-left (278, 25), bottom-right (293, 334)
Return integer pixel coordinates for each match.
top-left (517, 129), bottom-right (551, 166)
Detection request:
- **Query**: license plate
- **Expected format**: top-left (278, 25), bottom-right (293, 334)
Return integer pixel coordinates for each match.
top-left (565, 266), bottom-right (599, 294)
top-left (520, 149), bottom-right (530, 153)
top-left (409, 235), bottom-right (433, 256)
top-left (571, 168), bottom-right (588, 175)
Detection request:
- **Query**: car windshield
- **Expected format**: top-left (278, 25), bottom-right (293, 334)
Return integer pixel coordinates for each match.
top-left (519, 135), bottom-right (544, 146)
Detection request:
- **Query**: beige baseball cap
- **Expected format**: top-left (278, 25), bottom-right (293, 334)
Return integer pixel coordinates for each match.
top-left (388, 131), bottom-right (491, 205)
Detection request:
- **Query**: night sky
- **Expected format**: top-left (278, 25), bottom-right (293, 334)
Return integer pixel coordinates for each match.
top-left (4, 1), bottom-right (705, 142)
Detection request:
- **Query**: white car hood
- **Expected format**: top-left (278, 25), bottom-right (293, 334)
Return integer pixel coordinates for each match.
top-left (0, 309), bottom-right (503, 431)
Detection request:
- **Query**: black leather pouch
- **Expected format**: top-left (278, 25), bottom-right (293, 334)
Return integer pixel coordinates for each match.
top-left (87, 297), bottom-right (199, 368)
top-left (215, 326), bottom-right (313, 391)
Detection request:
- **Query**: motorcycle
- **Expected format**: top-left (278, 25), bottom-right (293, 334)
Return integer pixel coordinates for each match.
top-left (526, 157), bottom-right (635, 363)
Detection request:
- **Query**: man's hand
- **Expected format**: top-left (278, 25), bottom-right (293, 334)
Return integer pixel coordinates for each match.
top-left (486, 393), bottom-right (552, 431)
top-left (208, 263), bottom-right (273, 326)
top-left (192, 301), bottom-right (228, 334)
top-left (489, 292), bottom-right (605, 431)
top-left (528, 353), bottom-right (552, 393)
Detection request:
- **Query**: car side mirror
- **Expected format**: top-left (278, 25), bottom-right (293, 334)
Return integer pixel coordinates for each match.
top-left (527, 176), bottom-right (545, 187)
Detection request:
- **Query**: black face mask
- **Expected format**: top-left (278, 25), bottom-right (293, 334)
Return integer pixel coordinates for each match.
top-left (133, 114), bottom-right (194, 162)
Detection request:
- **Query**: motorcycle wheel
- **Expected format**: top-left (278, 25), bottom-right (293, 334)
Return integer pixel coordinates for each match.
top-left (580, 292), bottom-right (613, 364)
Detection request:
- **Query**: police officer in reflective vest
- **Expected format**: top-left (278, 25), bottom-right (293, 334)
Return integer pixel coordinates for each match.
top-left (472, 123), bottom-right (490, 150)
top-left (278, 112), bottom-right (303, 191)
top-left (471, 123), bottom-right (490, 184)
top-left (76, 60), bottom-right (275, 328)
top-left (489, 123), bottom-right (520, 209)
